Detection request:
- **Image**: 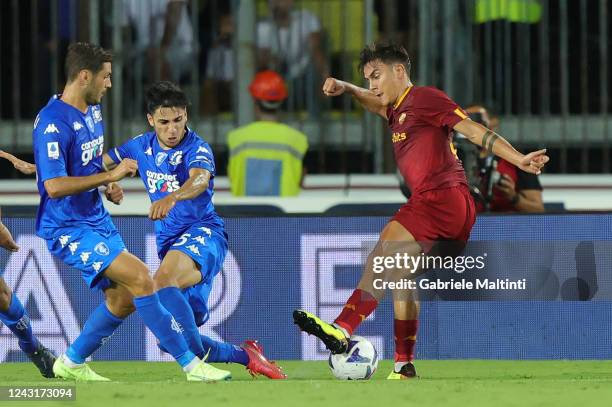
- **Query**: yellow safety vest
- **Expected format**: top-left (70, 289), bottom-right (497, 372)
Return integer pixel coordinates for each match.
top-left (227, 121), bottom-right (309, 196)
top-left (475, 0), bottom-right (542, 23)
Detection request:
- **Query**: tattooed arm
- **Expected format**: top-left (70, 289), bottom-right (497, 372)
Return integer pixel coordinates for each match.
top-left (453, 119), bottom-right (549, 175)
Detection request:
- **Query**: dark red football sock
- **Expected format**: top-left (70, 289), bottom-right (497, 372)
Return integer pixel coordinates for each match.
top-left (333, 289), bottom-right (378, 335)
top-left (394, 319), bottom-right (418, 362)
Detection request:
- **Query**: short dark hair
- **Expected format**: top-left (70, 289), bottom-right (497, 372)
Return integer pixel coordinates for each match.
top-left (145, 81), bottom-right (191, 114)
top-left (65, 42), bottom-right (113, 82)
top-left (358, 42), bottom-right (411, 76)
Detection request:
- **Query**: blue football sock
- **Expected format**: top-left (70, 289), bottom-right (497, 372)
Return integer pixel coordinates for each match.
top-left (134, 293), bottom-right (196, 368)
top-left (65, 302), bottom-right (123, 364)
top-left (158, 287), bottom-right (205, 359)
top-left (0, 293), bottom-right (39, 354)
top-left (200, 335), bottom-right (249, 365)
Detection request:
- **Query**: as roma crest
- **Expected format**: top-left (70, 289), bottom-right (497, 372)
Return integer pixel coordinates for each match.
top-left (398, 112), bottom-right (406, 124)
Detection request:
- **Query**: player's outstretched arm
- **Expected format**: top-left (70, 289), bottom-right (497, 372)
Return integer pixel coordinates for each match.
top-left (322, 78), bottom-right (387, 119)
top-left (0, 150), bottom-right (36, 175)
top-left (44, 158), bottom-right (138, 198)
top-left (453, 119), bottom-right (549, 175)
top-left (149, 168), bottom-right (211, 220)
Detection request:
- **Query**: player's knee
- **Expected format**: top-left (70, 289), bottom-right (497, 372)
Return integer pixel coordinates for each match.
top-left (153, 269), bottom-right (176, 289)
top-left (127, 270), bottom-right (155, 297)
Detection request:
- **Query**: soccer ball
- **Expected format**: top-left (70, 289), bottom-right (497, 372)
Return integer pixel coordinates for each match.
top-left (328, 336), bottom-right (379, 380)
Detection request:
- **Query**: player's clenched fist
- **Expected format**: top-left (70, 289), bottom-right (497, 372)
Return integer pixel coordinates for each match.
top-left (518, 149), bottom-right (549, 175)
top-left (104, 182), bottom-right (124, 205)
top-left (149, 194), bottom-right (177, 220)
top-left (109, 158), bottom-right (138, 182)
top-left (322, 77), bottom-right (347, 96)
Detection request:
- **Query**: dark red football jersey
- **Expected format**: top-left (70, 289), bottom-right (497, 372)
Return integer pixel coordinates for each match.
top-left (386, 86), bottom-right (469, 195)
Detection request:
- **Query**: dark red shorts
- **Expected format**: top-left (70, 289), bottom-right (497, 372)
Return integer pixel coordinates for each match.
top-left (391, 185), bottom-right (476, 244)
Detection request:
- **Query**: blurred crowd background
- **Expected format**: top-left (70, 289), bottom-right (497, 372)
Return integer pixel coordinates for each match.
top-left (0, 0), bottom-right (610, 179)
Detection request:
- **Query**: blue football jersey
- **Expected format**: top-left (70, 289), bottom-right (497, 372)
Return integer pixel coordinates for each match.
top-left (107, 129), bottom-right (224, 240)
top-left (33, 95), bottom-right (110, 238)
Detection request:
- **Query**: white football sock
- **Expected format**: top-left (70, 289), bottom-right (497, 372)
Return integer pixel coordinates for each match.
top-left (62, 354), bottom-right (83, 368)
top-left (183, 356), bottom-right (202, 373)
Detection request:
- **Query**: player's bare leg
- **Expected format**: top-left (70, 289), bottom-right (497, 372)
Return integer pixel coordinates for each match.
top-left (104, 283), bottom-right (136, 319)
top-left (155, 251), bottom-right (285, 379)
top-left (104, 252), bottom-right (158, 297)
top-left (154, 250), bottom-right (203, 289)
top-left (293, 237), bottom-right (385, 352)
top-left (54, 252), bottom-right (228, 382)
top-left (53, 254), bottom-right (157, 382)
top-left (52, 282), bottom-right (136, 382)
top-left (294, 221), bottom-right (422, 356)
top-left (0, 278), bottom-right (56, 378)
top-left (379, 222), bottom-right (420, 379)
top-left (108, 252), bottom-right (230, 381)
top-left (154, 250), bottom-right (208, 360)
top-left (356, 221), bottom-right (422, 296)
top-left (0, 278), bottom-right (11, 310)
top-left (292, 245), bottom-right (390, 353)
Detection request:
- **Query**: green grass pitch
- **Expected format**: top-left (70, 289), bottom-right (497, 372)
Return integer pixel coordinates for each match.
top-left (1, 360), bottom-right (612, 407)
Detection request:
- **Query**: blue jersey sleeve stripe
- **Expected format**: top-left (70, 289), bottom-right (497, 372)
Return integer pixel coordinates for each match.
top-left (106, 147), bottom-right (122, 164)
top-left (188, 159), bottom-right (215, 174)
top-left (188, 158), bottom-right (210, 166)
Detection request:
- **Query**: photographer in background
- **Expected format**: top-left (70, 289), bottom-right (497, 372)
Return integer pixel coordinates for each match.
top-left (460, 106), bottom-right (545, 213)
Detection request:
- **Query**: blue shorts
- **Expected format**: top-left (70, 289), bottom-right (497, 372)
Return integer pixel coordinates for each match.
top-left (45, 222), bottom-right (126, 292)
top-left (158, 224), bottom-right (228, 326)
